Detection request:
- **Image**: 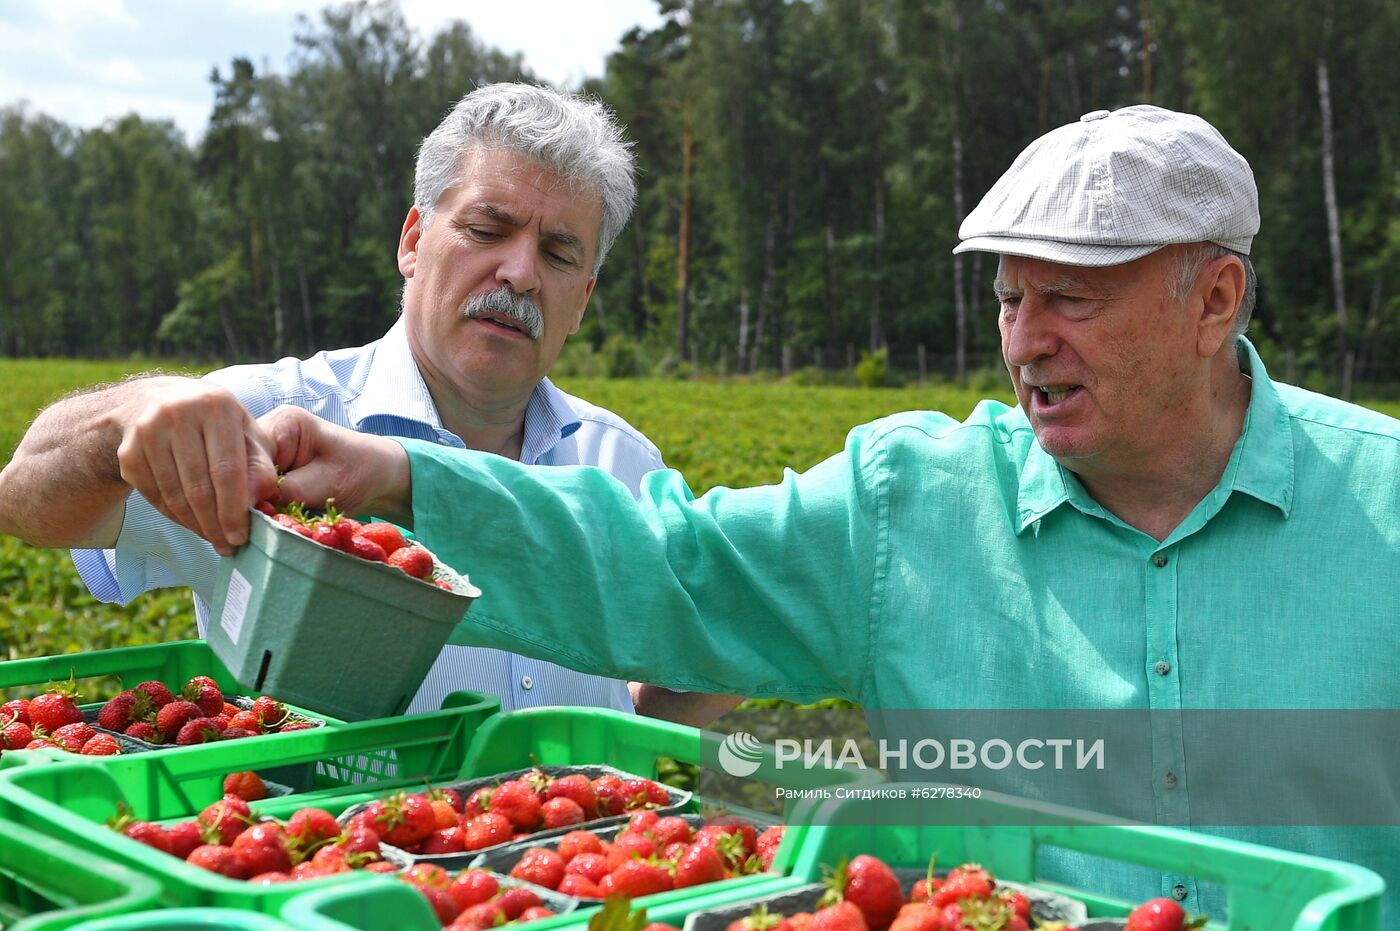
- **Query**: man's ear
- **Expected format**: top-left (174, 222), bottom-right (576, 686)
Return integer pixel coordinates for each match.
top-left (569, 276), bottom-right (598, 335)
top-left (1196, 254), bottom-right (1246, 358)
top-left (397, 206), bottom-right (423, 278)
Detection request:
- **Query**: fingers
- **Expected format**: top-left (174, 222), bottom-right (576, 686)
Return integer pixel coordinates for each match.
top-left (258, 407), bottom-right (410, 520)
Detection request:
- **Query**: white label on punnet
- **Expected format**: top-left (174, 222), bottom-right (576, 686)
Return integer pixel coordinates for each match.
top-left (220, 569), bottom-right (252, 645)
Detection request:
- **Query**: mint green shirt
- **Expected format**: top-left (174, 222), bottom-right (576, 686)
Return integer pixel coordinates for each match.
top-left (405, 340), bottom-right (1400, 919)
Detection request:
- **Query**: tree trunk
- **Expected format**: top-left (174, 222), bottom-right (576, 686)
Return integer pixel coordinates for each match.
top-left (295, 240), bottom-right (315, 351)
top-left (948, 0), bottom-right (968, 382)
top-left (736, 287), bottom-right (750, 375)
top-left (753, 203), bottom-right (778, 373)
top-left (1140, 0), bottom-right (1154, 103)
top-left (1317, 53), bottom-right (1351, 397)
top-left (263, 209), bottom-right (285, 357)
top-left (676, 116), bottom-right (694, 363)
top-left (869, 152), bottom-right (885, 352)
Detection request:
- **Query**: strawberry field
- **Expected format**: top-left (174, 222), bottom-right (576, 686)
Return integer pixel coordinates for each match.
top-left (3, 358), bottom-right (1398, 665)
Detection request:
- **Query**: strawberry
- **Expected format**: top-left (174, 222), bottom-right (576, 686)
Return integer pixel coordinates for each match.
top-left (601, 858), bottom-right (675, 897)
top-left (365, 792), bottom-right (437, 848)
top-left (221, 728), bottom-right (257, 741)
top-left (310, 522), bottom-right (346, 551)
top-left (106, 803), bottom-right (170, 853)
top-left (592, 774), bottom-right (628, 816)
top-left (542, 796), bottom-right (586, 829)
top-left (182, 679), bottom-right (225, 716)
top-left (612, 831), bottom-right (656, 861)
top-left (28, 685), bottom-right (83, 734)
top-left (557, 829), bottom-right (604, 860)
top-left (931, 864), bottom-right (994, 909)
top-left (285, 807), bottom-right (341, 848)
top-left (348, 535), bottom-right (388, 562)
top-left (490, 780), bottom-right (544, 831)
top-left (0, 718), bottom-right (33, 750)
top-left (198, 794), bottom-right (251, 845)
top-left (273, 512), bottom-right (313, 537)
top-left (387, 544), bottom-right (434, 579)
top-left (186, 844), bottom-right (244, 878)
top-left (124, 721), bottom-right (159, 743)
top-left (726, 905), bottom-right (784, 931)
top-left (51, 722), bottom-right (96, 751)
top-left (621, 778), bottom-right (663, 810)
top-left (223, 771), bottom-right (267, 801)
top-left (176, 717), bottom-right (224, 745)
top-left (464, 812), bottom-right (514, 850)
top-left (432, 579), bottom-right (454, 591)
top-left (511, 846), bottom-right (566, 890)
top-left (543, 773), bottom-right (597, 816)
top-left (231, 823), bottom-right (292, 876)
top-left (224, 711), bottom-right (262, 733)
top-left (447, 869), bottom-right (500, 912)
top-left (248, 871), bottom-right (292, 884)
top-left (624, 810), bottom-right (660, 835)
top-left (421, 886), bottom-right (460, 925)
top-left (422, 825), bottom-right (469, 854)
top-left (165, 820), bottom-right (204, 859)
top-left (651, 816), bottom-right (695, 848)
top-left (330, 513), bottom-right (363, 548)
top-left (155, 700), bottom-right (202, 737)
top-left (810, 902), bottom-right (870, 931)
top-left (834, 851), bottom-right (901, 929)
top-left (278, 720), bottom-right (315, 732)
top-left (132, 680), bottom-right (175, 709)
top-left (1, 699), bottom-right (30, 725)
top-left (97, 690), bottom-right (152, 731)
top-left (520, 906), bottom-right (557, 922)
top-left (465, 785), bottom-right (494, 817)
top-left (756, 825), bottom-right (786, 869)
top-left (497, 886), bottom-right (543, 920)
top-left (887, 904), bottom-right (946, 931)
top-left (250, 696), bottom-right (288, 728)
top-left (558, 873), bottom-right (603, 898)
top-left (674, 840), bottom-right (728, 888)
top-left (357, 522), bottom-right (408, 555)
top-left (701, 816), bottom-right (758, 858)
top-left (1125, 897), bottom-right (1206, 931)
top-left (564, 852), bottom-right (610, 883)
top-left (254, 500), bottom-right (278, 516)
top-left (80, 733), bottom-right (122, 755)
top-left (456, 901), bottom-right (507, 931)
top-left (404, 862), bottom-right (452, 889)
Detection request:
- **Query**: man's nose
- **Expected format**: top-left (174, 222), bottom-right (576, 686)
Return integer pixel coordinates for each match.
top-left (1001, 295), bottom-right (1058, 367)
top-left (494, 234), bottom-right (541, 294)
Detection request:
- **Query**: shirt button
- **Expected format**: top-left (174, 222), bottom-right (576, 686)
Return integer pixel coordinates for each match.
top-left (520, 676), bottom-right (534, 690)
top-left (1152, 553), bottom-right (1169, 568)
top-left (1155, 661), bottom-right (1172, 676)
top-left (1172, 883), bottom-right (1188, 901)
top-left (1163, 771), bottom-right (1178, 789)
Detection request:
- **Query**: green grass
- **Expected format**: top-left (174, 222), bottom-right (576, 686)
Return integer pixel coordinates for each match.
top-left (1, 358), bottom-right (1396, 667)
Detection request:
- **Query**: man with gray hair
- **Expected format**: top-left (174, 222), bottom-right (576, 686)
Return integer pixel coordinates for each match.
top-left (232, 105), bottom-right (1400, 919)
top-left (0, 82), bottom-right (740, 726)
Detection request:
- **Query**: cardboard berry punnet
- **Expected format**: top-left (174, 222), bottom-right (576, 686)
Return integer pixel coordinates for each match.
top-left (206, 506), bottom-right (481, 722)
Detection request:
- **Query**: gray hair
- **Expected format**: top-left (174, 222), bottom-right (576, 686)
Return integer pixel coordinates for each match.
top-left (1170, 242), bottom-right (1258, 341)
top-left (414, 83), bottom-right (637, 275)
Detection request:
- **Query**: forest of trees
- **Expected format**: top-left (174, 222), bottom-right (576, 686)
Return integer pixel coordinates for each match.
top-left (1, 0), bottom-right (1398, 393)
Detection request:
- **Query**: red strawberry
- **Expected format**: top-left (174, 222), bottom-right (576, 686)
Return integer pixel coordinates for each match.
top-left (520, 906), bottom-right (557, 922)
top-left (198, 795), bottom-right (251, 845)
top-left (810, 902), bottom-right (869, 931)
top-left (348, 535), bottom-right (388, 562)
top-left (124, 721), bottom-right (159, 743)
top-left (931, 864), bottom-right (994, 909)
top-left (231, 823), bottom-right (292, 876)
top-left (511, 846), bottom-right (566, 890)
top-left (432, 579), bottom-right (454, 591)
top-left (837, 855), bottom-right (905, 931)
top-left (164, 820), bottom-right (204, 859)
top-left (221, 728), bottom-right (257, 740)
top-left (756, 825), bottom-right (786, 869)
top-left (357, 522), bottom-right (407, 555)
top-left (310, 522), bottom-right (346, 551)
top-left (621, 778), bottom-right (663, 810)
top-left (420, 886), bottom-right (460, 925)
top-left (250, 696), bottom-right (289, 728)
top-left (97, 690), bottom-right (152, 731)
top-left (51, 722), bottom-right (96, 751)
top-left (182, 679), bottom-right (225, 716)
top-left (464, 812), bottom-right (514, 850)
top-left (28, 689), bottom-right (83, 734)
top-left (366, 792), bottom-right (437, 848)
top-left (887, 904), bottom-right (946, 931)
top-left (565, 852), bottom-right (610, 884)
top-left (465, 785), bottom-right (494, 817)
top-left (186, 844), bottom-right (244, 878)
top-left (273, 513), bottom-right (312, 537)
top-left (387, 544), bottom-right (434, 579)
top-left (80, 733), bottom-right (122, 755)
top-left (155, 700), bottom-right (202, 737)
top-left (106, 804), bottom-right (170, 853)
top-left (497, 886), bottom-right (543, 920)
top-left (490, 780), bottom-right (543, 831)
top-left (0, 719), bottom-right (34, 750)
top-left (176, 717), bottom-right (224, 745)
top-left (330, 514), bottom-right (362, 548)
top-left (456, 901), bottom-right (507, 931)
top-left (557, 829), bottom-right (604, 860)
top-left (1126, 897), bottom-right (1205, 931)
top-left (624, 810), bottom-right (660, 835)
top-left (652, 816), bottom-right (695, 848)
top-left (421, 825), bottom-right (469, 854)
top-left (545, 773), bottom-right (598, 817)
top-left (558, 874), bottom-right (603, 898)
top-left (542, 796), bottom-right (586, 829)
top-left (1, 699), bottom-right (30, 725)
top-left (592, 774), bottom-right (628, 816)
top-left (225, 711), bottom-right (263, 733)
top-left (447, 869), bottom-right (500, 912)
top-left (600, 859), bottom-right (674, 898)
top-left (223, 771), bottom-right (267, 801)
top-left (254, 500), bottom-right (278, 516)
top-left (700, 816), bottom-right (758, 859)
top-left (133, 680), bottom-right (175, 708)
top-left (674, 840), bottom-right (727, 888)
top-left (285, 807), bottom-right (340, 847)
top-left (612, 831), bottom-right (656, 861)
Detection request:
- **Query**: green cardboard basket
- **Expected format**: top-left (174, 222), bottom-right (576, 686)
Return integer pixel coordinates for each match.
top-left (0, 819), bottom-right (163, 931)
top-left (785, 785), bottom-right (1384, 931)
top-left (205, 508), bottom-right (480, 721)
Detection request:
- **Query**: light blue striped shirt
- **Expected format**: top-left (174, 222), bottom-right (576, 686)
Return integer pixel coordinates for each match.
top-left (70, 318), bottom-right (665, 714)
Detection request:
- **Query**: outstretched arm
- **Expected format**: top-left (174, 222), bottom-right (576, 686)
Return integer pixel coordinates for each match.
top-left (0, 376), bottom-right (279, 554)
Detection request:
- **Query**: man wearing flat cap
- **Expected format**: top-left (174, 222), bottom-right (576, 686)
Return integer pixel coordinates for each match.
top-left (130, 107), bottom-right (1400, 920)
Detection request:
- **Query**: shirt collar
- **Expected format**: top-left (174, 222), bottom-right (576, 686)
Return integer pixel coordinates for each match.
top-left (1014, 337), bottom-right (1294, 535)
top-left (521, 376), bottom-right (583, 463)
top-left (349, 317), bottom-right (445, 432)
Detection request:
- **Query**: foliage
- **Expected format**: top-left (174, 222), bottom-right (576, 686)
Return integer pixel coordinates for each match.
top-left (854, 349), bottom-right (891, 389)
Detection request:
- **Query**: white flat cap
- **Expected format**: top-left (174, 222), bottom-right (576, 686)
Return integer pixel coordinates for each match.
top-left (955, 105), bottom-right (1259, 266)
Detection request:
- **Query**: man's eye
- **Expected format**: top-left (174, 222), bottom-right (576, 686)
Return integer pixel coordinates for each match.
top-left (546, 250), bottom-right (576, 267)
top-left (468, 227), bottom-right (502, 240)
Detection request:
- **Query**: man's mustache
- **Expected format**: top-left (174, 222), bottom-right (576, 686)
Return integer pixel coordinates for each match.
top-left (464, 286), bottom-right (543, 341)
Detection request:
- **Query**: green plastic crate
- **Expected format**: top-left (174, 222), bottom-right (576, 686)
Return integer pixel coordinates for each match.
top-left (0, 818), bottom-right (163, 930)
top-left (278, 874), bottom-right (454, 931)
top-left (0, 701), bottom-right (498, 915)
top-left (785, 784), bottom-right (1384, 931)
top-left (67, 908), bottom-right (299, 929)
